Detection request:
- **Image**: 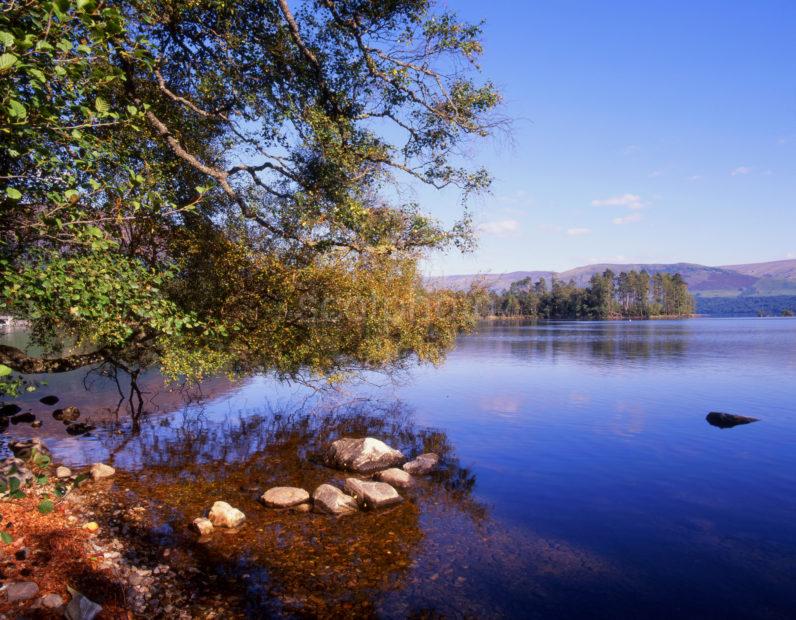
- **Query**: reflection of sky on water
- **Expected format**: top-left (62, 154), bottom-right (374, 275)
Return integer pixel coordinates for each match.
top-left (3, 318), bottom-right (796, 617)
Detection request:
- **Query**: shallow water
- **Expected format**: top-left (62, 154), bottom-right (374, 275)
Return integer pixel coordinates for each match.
top-left (3, 318), bottom-right (796, 618)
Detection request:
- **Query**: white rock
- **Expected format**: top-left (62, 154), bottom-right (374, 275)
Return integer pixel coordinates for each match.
top-left (376, 467), bottom-right (413, 488)
top-left (402, 453), bottom-right (439, 475)
top-left (56, 466), bottom-right (72, 478)
top-left (325, 437), bottom-right (404, 473)
top-left (208, 501), bottom-right (245, 528)
top-left (344, 478), bottom-right (403, 509)
top-left (6, 581), bottom-right (39, 602)
top-left (191, 517), bottom-right (214, 536)
top-left (312, 484), bottom-right (358, 515)
top-left (260, 486), bottom-right (310, 508)
top-left (41, 593), bottom-right (64, 608)
top-left (90, 463), bottom-right (115, 480)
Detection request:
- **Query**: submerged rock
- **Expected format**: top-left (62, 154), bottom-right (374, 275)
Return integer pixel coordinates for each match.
top-left (260, 486), bottom-right (310, 508)
top-left (376, 467), bottom-right (413, 488)
top-left (65, 586), bottom-right (102, 620)
top-left (5, 581), bottom-right (40, 602)
top-left (40, 593), bottom-right (65, 609)
top-left (54, 406), bottom-right (81, 422)
top-left (91, 463), bottom-right (115, 480)
top-left (402, 453), bottom-right (439, 475)
top-left (325, 437), bottom-right (404, 473)
top-left (312, 484), bottom-right (358, 515)
top-left (10, 412), bottom-right (35, 425)
top-left (66, 423), bottom-right (94, 436)
top-left (192, 517), bottom-right (214, 536)
top-left (39, 395), bottom-right (59, 406)
top-left (0, 404), bottom-right (21, 417)
top-left (706, 412), bottom-right (760, 429)
top-left (9, 438), bottom-right (50, 460)
top-left (344, 478), bottom-right (403, 510)
top-left (56, 465), bottom-right (72, 478)
top-left (208, 501), bottom-right (246, 528)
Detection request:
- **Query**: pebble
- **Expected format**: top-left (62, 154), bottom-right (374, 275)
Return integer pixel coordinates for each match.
top-left (56, 465), bottom-right (72, 478)
top-left (40, 592), bottom-right (64, 608)
top-left (5, 581), bottom-right (40, 602)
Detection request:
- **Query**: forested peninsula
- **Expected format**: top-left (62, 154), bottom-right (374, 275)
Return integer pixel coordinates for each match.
top-left (475, 270), bottom-right (695, 319)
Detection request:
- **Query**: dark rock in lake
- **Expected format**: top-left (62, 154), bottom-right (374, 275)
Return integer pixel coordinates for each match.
top-left (53, 406), bottom-right (80, 422)
top-left (706, 411), bottom-right (760, 429)
top-left (10, 412), bottom-right (35, 425)
top-left (39, 395), bottom-right (59, 406)
top-left (0, 404), bottom-right (21, 417)
top-left (325, 437), bottom-right (404, 473)
top-left (66, 422), bottom-right (95, 436)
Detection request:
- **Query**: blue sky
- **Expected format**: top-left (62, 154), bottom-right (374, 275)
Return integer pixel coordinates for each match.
top-left (420, 0), bottom-right (796, 275)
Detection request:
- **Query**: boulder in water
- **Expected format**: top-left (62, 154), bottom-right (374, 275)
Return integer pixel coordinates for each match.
top-left (90, 463), bottom-right (115, 480)
top-left (312, 484), bottom-right (358, 515)
top-left (344, 478), bottom-right (403, 510)
top-left (376, 467), bottom-right (413, 488)
top-left (191, 517), bottom-right (214, 537)
top-left (39, 395), bottom-right (59, 406)
top-left (208, 501), bottom-right (245, 528)
top-left (706, 412), bottom-right (760, 429)
top-left (325, 437), bottom-right (404, 473)
top-left (402, 453), bottom-right (440, 475)
top-left (260, 486), bottom-right (310, 508)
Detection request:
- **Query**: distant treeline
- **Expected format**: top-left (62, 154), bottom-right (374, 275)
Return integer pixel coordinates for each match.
top-left (474, 270), bottom-right (695, 319)
top-left (695, 295), bottom-right (796, 317)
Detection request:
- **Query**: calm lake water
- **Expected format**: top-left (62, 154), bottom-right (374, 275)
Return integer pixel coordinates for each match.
top-left (3, 318), bottom-right (796, 618)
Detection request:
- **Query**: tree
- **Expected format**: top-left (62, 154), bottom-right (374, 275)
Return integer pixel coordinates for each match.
top-left (0, 0), bottom-right (502, 397)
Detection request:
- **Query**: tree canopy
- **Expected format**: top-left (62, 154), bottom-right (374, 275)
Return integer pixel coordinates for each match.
top-left (0, 0), bottom-right (501, 389)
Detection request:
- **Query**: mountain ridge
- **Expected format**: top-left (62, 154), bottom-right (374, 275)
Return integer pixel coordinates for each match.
top-left (426, 259), bottom-right (796, 298)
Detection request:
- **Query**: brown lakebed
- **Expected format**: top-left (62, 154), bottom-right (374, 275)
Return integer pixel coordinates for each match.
top-left (47, 403), bottom-right (612, 618)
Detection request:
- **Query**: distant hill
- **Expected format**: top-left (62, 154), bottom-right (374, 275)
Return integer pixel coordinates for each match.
top-left (426, 259), bottom-right (796, 298)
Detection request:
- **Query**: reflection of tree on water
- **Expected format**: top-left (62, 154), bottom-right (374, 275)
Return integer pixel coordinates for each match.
top-left (92, 400), bottom-right (484, 617)
top-left (463, 321), bottom-right (690, 366)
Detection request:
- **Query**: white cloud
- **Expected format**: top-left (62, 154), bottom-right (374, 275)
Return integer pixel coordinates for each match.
top-left (648, 170), bottom-right (664, 178)
top-left (687, 174), bottom-right (703, 181)
top-left (566, 227), bottom-right (591, 236)
top-left (477, 219), bottom-right (520, 236)
top-left (613, 213), bottom-right (642, 225)
top-left (787, 252), bottom-right (795, 259)
top-left (731, 166), bottom-right (752, 176)
top-left (592, 193), bottom-right (645, 210)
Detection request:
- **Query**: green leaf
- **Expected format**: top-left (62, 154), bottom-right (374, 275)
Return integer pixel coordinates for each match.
top-left (8, 477), bottom-right (20, 493)
top-left (32, 450), bottom-right (50, 468)
top-left (7, 99), bottom-right (27, 119)
top-left (0, 364), bottom-right (12, 376)
top-left (0, 32), bottom-right (14, 47)
top-left (0, 53), bottom-right (18, 72)
top-left (95, 97), bottom-right (110, 114)
top-left (27, 68), bottom-right (46, 82)
top-left (37, 499), bottom-right (54, 515)
top-left (5, 187), bottom-right (21, 201)
top-left (0, 531), bottom-right (13, 544)
top-left (9, 490), bottom-right (25, 499)
top-left (36, 475), bottom-right (48, 486)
